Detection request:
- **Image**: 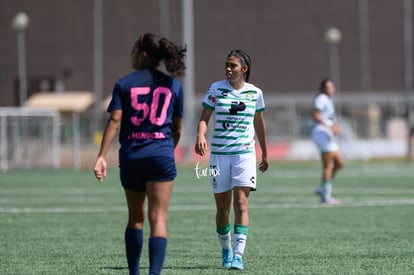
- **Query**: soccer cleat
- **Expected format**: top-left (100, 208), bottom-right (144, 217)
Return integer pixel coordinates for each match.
top-left (222, 248), bottom-right (233, 268)
top-left (321, 197), bottom-right (341, 205)
top-left (231, 255), bottom-right (244, 270)
top-left (314, 186), bottom-right (324, 196)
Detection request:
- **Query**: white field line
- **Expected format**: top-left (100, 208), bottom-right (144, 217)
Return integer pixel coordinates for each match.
top-left (0, 206), bottom-right (126, 213)
top-left (256, 187), bottom-right (414, 195)
top-left (268, 172), bottom-right (414, 179)
top-left (267, 167), bottom-right (414, 178)
top-left (1, 187), bottom-right (412, 204)
top-left (1, 198), bottom-right (414, 213)
top-left (249, 198), bottom-right (414, 209)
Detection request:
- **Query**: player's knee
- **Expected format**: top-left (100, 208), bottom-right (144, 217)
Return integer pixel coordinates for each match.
top-left (127, 220), bottom-right (144, 229)
top-left (233, 201), bottom-right (248, 216)
top-left (335, 158), bottom-right (345, 170)
top-left (216, 208), bottom-right (231, 218)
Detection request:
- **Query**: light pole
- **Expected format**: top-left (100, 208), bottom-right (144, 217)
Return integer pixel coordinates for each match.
top-left (181, 0), bottom-right (195, 161)
top-left (93, 0), bottom-right (103, 132)
top-left (324, 27), bottom-right (342, 117)
top-left (358, 0), bottom-right (371, 91)
top-left (159, 0), bottom-right (171, 38)
top-left (12, 12), bottom-right (30, 106)
top-left (403, 0), bottom-right (413, 160)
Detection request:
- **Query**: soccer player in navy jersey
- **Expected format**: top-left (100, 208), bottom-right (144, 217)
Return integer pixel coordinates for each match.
top-left (195, 50), bottom-right (269, 270)
top-left (94, 33), bottom-right (186, 275)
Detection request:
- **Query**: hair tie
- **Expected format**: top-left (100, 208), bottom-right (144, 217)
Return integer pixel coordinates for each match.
top-left (138, 35), bottom-right (145, 51)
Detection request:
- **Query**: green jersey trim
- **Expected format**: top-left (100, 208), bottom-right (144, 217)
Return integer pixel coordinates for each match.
top-left (217, 120), bottom-right (250, 125)
top-left (202, 102), bottom-right (214, 110)
top-left (211, 150), bottom-right (254, 155)
top-left (214, 128), bottom-right (246, 133)
top-left (211, 142), bottom-right (250, 148)
top-left (212, 135), bottom-right (239, 140)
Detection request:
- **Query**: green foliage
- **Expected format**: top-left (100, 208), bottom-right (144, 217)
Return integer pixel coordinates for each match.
top-left (1, 161), bottom-right (414, 274)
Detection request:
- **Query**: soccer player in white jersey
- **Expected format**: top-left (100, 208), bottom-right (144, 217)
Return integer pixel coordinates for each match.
top-left (195, 50), bottom-right (269, 270)
top-left (311, 78), bottom-right (344, 205)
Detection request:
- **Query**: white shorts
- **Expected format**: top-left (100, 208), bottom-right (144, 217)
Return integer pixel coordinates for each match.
top-left (311, 124), bottom-right (338, 153)
top-left (209, 153), bottom-right (257, 193)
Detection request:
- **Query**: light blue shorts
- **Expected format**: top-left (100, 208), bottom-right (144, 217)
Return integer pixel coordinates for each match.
top-left (311, 124), bottom-right (339, 153)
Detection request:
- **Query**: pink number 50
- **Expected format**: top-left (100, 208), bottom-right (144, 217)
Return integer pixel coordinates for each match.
top-left (130, 87), bottom-right (172, 126)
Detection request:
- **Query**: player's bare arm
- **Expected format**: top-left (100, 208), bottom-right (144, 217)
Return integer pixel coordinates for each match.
top-left (195, 108), bottom-right (212, 156)
top-left (94, 109), bottom-right (122, 182)
top-left (254, 111), bottom-right (269, 172)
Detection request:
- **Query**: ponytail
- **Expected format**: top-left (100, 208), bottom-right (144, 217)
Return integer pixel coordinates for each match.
top-left (319, 78), bottom-right (332, 94)
top-left (159, 37), bottom-right (187, 77)
top-left (133, 33), bottom-right (186, 77)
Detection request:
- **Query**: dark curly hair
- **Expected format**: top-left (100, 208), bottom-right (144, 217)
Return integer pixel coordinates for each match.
top-left (132, 33), bottom-right (186, 77)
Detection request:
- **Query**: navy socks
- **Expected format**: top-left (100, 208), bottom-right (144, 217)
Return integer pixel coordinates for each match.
top-left (124, 228), bottom-right (167, 275)
top-left (149, 237), bottom-right (167, 275)
top-left (125, 228), bottom-right (143, 275)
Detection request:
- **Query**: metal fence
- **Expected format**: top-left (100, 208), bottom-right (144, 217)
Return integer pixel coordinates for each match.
top-left (264, 92), bottom-right (413, 160)
top-left (0, 107), bottom-right (61, 171)
top-left (1, 92), bottom-right (413, 170)
top-left (264, 92), bottom-right (411, 140)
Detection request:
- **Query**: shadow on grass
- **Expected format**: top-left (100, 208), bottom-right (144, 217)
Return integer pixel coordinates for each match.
top-left (101, 266), bottom-right (128, 271)
top-left (163, 265), bottom-right (223, 270)
top-left (101, 265), bottom-right (222, 272)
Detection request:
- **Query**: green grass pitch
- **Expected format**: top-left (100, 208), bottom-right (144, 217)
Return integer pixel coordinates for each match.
top-left (1, 161), bottom-right (414, 274)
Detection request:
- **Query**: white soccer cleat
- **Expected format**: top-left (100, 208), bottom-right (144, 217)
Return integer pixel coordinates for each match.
top-left (322, 197), bottom-right (341, 205)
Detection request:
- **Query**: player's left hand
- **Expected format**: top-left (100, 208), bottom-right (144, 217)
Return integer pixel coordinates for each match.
top-left (331, 124), bottom-right (340, 135)
top-left (258, 157), bottom-right (269, 172)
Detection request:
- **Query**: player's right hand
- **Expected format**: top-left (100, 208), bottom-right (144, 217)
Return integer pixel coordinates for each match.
top-left (195, 136), bottom-right (208, 156)
top-left (94, 157), bottom-right (107, 182)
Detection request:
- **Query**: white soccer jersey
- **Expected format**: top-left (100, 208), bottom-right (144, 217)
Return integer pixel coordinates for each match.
top-left (313, 93), bottom-right (335, 127)
top-left (202, 80), bottom-right (265, 155)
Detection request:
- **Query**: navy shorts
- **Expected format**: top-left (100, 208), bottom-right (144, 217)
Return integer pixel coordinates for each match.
top-left (119, 156), bottom-right (177, 192)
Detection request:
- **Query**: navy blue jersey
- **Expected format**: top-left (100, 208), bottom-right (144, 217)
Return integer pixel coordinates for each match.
top-left (108, 69), bottom-right (183, 162)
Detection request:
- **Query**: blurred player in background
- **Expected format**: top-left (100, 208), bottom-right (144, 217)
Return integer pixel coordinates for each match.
top-left (94, 33), bottom-right (186, 275)
top-left (311, 78), bottom-right (344, 205)
top-left (195, 50), bottom-right (269, 270)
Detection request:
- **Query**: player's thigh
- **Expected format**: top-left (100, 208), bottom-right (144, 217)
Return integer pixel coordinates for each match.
top-left (332, 150), bottom-right (345, 168)
top-left (123, 188), bottom-right (146, 226)
top-left (146, 180), bottom-right (174, 213)
top-left (231, 154), bottom-right (257, 190)
top-left (214, 190), bottom-right (232, 212)
top-left (210, 155), bottom-right (232, 193)
top-left (145, 180), bottom-right (174, 237)
top-left (321, 150), bottom-right (340, 168)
